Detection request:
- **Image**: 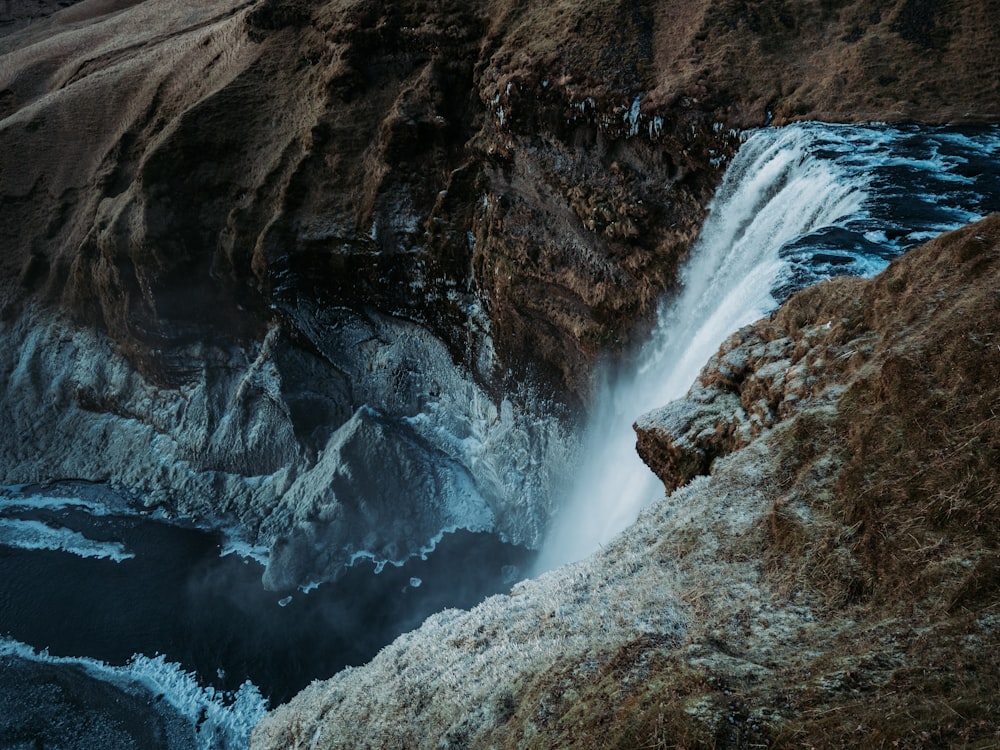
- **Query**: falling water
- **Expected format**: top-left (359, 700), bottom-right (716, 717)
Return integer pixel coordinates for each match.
top-left (2, 123), bottom-right (997, 748)
top-left (535, 121), bottom-right (1000, 571)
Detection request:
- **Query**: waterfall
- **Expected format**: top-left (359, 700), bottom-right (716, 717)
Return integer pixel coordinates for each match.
top-left (535, 120), bottom-right (1000, 572)
top-left (534, 125), bottom-right (870, 571)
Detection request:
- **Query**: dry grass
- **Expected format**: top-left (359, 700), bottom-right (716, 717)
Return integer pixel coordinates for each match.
top-left (750, 218), bottom-right (1000, 744)
top-left (782, 219), bottom-right (1000, 613)
top-left (496, 638), bottom-right (772, 750)
top-left (617, 216), bottom-right (1000, 748)
top-left (767, 612), bottom-right (1000, 749)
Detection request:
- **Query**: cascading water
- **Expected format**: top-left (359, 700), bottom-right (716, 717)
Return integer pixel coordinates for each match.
top-left (2, 122), bottom-right (998, 750)
top-left (536, 121), bottom-right (1000, 571)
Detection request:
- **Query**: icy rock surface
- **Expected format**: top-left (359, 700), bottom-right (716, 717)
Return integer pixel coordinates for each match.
top-left (0, 307), bottom-right (569, 587)
top-left (252, 215), bottom-right (1000, 750)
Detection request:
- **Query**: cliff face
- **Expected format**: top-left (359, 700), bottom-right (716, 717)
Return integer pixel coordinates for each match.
top-left (251, 215), bottom-right (1000, 750)
top-left (0, 0), bottom-right (725, 401)
top-left (3, 0), bottom-right (998, 397)
top-left (2, 0), bottom-right (999, 579)
top-left (4, 0), bottom-right (1000, 742)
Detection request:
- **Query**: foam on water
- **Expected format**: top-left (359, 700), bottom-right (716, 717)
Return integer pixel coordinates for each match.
top-left (0, 485), bottom-right (534, 710)
top-left (0, 489), bottom-right (117, 515)
top-left (0, 636), bottom-right (268, 750)
top-left (345, 525), bottom-right (481, 574)
top-left (218, 535), bottom-right (270, 567)
top-left (0, 518), bottom-right (135, 561)
top-left (536, 121), bottom-right (1000, 571)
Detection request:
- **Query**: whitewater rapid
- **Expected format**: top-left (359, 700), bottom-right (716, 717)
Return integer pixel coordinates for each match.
top-left (537, 121), bottom-right (1000, 570)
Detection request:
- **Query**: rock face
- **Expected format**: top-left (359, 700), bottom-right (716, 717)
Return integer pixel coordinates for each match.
top-left (3, 0), bottom-right (1000, 742)
top-left (2, 1), bottom-right (1000, 577)
top-left (4, 0), bottom-right (998, 395)
top-left (251, 215), bottom-right (1000, 749)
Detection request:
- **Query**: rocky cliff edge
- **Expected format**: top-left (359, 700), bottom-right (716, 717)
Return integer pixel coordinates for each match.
top-left (2, 0), bottom-right (999, 587)
top-left (253, 216), bottom-right (1000, 747)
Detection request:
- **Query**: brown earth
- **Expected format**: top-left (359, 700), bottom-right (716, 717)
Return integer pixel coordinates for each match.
top-left (2, 0), bottom-right (999, 405)
top-left (0, 0), bottom-right (88, 37)
top-left (251, 211), bottom-right (1000, 750)
top-left (637, 212), bottom-right (1000, 615)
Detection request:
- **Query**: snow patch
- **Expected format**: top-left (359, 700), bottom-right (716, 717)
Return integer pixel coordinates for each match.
top-left (218, 537), bottom-right (269, 567)
top-left (625, 95), bottom-right (641, 137)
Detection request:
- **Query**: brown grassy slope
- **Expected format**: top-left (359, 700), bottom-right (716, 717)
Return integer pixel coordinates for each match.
top-left (3, 0), bottom-right (1000, 400)
top-left (0, 0), bottom-right (91, 38)
top-left (627, 215), bottom-right (1000, 747)
top-left (687, 0), bottom-right (1000, 123)
top-left (488, 0), bottom-right (1000, 124)
top-left (641, 213), bottom-right (1000, 614)
top-left (754, 215), bottom-right (1000, 613)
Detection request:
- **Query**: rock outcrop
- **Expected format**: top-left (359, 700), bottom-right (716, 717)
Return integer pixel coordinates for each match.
top-left (251, 215), bottom-right (1000, 749)
top-left (3, 0), bottom-right (1000, 580)
top-left (637, 212), bottom-right (1000, 608)
top-left (4, 0), bottom-right (998, 397)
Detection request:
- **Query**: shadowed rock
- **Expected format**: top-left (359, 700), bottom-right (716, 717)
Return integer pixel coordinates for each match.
top-left (251, 214), bottom-right (1000, 750)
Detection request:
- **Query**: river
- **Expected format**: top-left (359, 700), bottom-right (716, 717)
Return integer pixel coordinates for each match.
top-left (3, 122), bottom-right (1000, 749)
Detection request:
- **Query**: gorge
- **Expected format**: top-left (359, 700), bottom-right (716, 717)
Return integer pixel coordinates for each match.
top-left (2, 0), bottom-right (1000, 748)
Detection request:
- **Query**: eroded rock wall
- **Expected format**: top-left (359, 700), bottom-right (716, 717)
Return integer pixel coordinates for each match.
top-left (251, 213), bottom-right (1000, 750)
top-left (5, 0), bottom-right (999, 399)
top-left (3, 0), bottom-right (1000, 584)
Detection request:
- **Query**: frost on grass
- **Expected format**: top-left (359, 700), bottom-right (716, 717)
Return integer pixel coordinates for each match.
top-left (254, 217), bottom-right (1000, 750)
top-left (252, 437), bottom-right (815, 750)
top-left (254, 540), bottom-right (688, 747)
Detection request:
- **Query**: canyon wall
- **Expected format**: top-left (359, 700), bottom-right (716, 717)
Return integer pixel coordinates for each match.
top-left (252, 211), bottom-right (1000, 750)
top-left (4, 0), bottom-right (1000, 743)
top-left (2, 0), bottom-right (999, 584)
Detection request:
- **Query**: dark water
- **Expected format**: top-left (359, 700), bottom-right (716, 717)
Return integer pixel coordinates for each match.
top-left (773, 122), bottom-right (1000, 297)
top-left (4, 122), bottom-right (1000, 750)
top-left (0, 490), bottom-right (532, 748)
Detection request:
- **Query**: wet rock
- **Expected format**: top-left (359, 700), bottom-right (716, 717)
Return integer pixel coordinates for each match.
top-left (251, 212), bottom-right (1000, 750)
top-left (261, 404), bottom-right (493, 589)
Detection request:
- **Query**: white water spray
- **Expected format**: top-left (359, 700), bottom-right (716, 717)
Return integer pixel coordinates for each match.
top-left (535, 126), bottom-right (868, 571)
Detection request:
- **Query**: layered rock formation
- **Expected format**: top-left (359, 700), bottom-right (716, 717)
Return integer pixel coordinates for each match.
top-left (2, 0), bottom-right (999, 582)
top-left (252, 213), bottom-right (1000, 750)
top-left (5, 0), bottom-right (997, 393)
top-left (3, 0), bottom-right (1000, 743)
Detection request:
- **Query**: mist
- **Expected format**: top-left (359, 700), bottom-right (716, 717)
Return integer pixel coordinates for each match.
top-left (533, 124), bottom-right (868, 573)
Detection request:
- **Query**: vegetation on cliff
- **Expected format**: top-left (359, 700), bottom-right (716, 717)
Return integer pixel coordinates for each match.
top-left (632, 214), bottom-right (1000, 748)
top-left (252, 214), bottom-right (1000, 750)
top-left (3, 1), bottom-right (1000, 744)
